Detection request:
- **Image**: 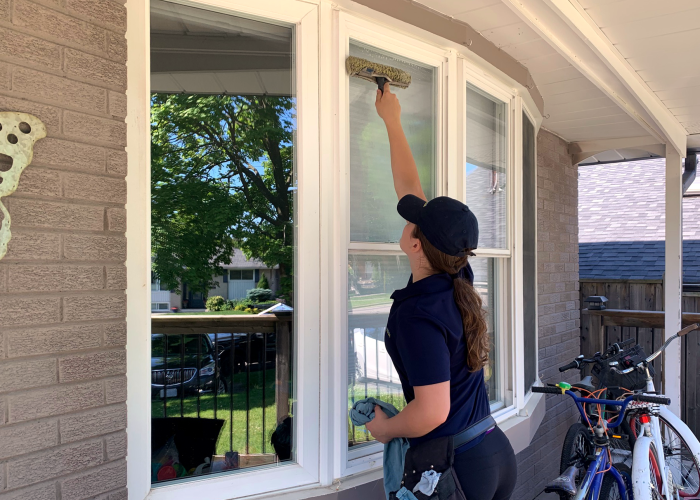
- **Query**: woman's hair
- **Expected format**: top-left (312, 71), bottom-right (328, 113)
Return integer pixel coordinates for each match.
top-left (412, 225), bottom-right (489, 371)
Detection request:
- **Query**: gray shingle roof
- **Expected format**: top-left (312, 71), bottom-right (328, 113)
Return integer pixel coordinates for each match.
top-left (578, 159), bottom-right (700, 282)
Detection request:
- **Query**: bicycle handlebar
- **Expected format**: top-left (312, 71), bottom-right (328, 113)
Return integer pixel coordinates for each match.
top-left (532, 386), bottom-right (671, 427)
top-left (609, 323), bottom-right (700, 375)
top-left (559, 361), bottom-right (579, 372)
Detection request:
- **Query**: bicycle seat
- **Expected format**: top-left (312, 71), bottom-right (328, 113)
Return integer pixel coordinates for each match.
top-left (572, 376), bottom-right (595, 393)
top-left (544, 466), bottom-right (578, 497)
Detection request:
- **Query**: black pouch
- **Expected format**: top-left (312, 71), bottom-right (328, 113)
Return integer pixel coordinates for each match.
top-left (390, 436), bottom-right (466, 500)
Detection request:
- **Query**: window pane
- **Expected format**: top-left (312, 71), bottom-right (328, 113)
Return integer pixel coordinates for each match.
top-left (523, 113), bottom-right (537, 390)
top-left (466, 84), bottom-right (507, 250)
top-left (347, 254), bottom-right (410, 447)
top-left (150, 0), bottom-right (296, 483)
top-left (471, 257), bottom-right (501, 404)
top-left (349, 42), bottom-right (436, 243)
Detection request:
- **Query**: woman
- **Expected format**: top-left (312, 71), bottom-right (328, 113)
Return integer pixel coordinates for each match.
top-left (365, 83), bottom-right (517, 500)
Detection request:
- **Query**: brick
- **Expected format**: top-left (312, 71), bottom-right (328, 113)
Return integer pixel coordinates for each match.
top-left (104, 376), bottom-right (126, 404)
top-left (106, 149), bottom-right (126, 176)
top-left (7, 265), bottom-right (103, 292)
top-left (0, 420), bottom-right (59, 459)
top-left (8, 199), bottom-right (103, 231)
top-left (13, 167), bottom-right (61, 197)
top-left (64, 235), bottom-right (125, 261)
top-left (105, 431), bottom-right (126, 460)
top-left (105, 266), bottom-right (126, 290)
top-left (59, 404), bottom-right (126, 443)
top-left (59, 349), bottom-right (125, 382)
top-left (108, 90), bottom-right (126, 118)
top-left (0, 94), bottom-right (61, 133)
top-left (103, 322), bottom-right (126, 347)
top-left (0, 397), bottom-right (6, 425)
top-left (0, 60), bottom-right (10, 89)
top-left (13, 0), bottom-right (106, 53)
top-left (33, 137), bottom-right (105, 173)
top-left (7, 324), bottom-right (102, 358)
top-left (93, 488), bottom-right (128, 500)
top-left (8, 381), bottom-right (104, 422)
top-left (0, 358), bottom-right (57, 393)
top-left (106, 32), bottom-right (127, 62)
top-left (63, 110), bottom-right (126, 146)
top-left (63, 294), bottom-right (125, 322)
top-left (0, 26), bottom-right (62, 70)
top-left (12, 66), bottom-right (107, 112)
top-left (0, 263), bottom-right (6, 294)
top-left (7, 440), bottom-right (103, 489)
top-left (65, 0), bottom-right (127, 31)
top-left (106, 208), bottom-right (125, 232)
top-left (0, 0), bottom-right (8, 19)
top-left (0, 483), bottom-right (56, 500)
top-left (60, 459), bottom-right (126, 500)
top-left (0, 296), bottom-right (60, 327)
top-left (64, 49), bottom-right (126, 89)
top-left (3, 231), bottom-right (61, 260)
top-left (63, 172), bottom-right (126, 204)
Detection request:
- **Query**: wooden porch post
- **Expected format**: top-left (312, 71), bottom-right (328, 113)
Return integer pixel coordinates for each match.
top-left (665, 148), bottom-right (683, 416)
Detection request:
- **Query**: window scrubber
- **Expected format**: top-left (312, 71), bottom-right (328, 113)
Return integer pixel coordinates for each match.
top-left (345, 56), bottom-right (411, 92)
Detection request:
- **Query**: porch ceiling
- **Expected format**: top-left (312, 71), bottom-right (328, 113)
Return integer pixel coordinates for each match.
top-left (412, 0), bottom-right (699, 152)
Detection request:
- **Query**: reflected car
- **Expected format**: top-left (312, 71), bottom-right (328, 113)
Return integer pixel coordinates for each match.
top-left (151, 334), bottom-right (226, 398)
top-left (209, 333), bottom-right (276, 377)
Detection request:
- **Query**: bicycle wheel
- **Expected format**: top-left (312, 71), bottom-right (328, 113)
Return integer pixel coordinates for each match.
top-left (560, 423), bottom-right (593, 474)
top-left (629, 414), bottom-right (700, 497)
top-left (600, 465), bottom-right (632, 500)
top-left (648, 442), bottom-right (665, 500)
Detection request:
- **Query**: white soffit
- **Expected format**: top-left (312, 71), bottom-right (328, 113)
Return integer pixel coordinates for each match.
top-left (412, 0), bottom-right (690, 149)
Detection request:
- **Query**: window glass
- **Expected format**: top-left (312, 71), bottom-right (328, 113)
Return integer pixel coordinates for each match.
top-left (470, 257), bottom-right (500, 404)
top-left (466, 84), bottom-right (507, 250)
top-left (348, 42), bottom-right (436, 243)
top-left (523, 112), bottom-right (537, 390)
top-left (150, 0), bottom-right (296, 483)
top-left (347, 254), bottom-right (409, 447)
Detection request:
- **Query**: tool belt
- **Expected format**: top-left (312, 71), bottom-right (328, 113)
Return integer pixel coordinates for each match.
top-left (390, 415), bottom-right (496, 500)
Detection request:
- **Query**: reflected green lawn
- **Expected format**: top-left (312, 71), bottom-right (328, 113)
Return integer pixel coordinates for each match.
top-left (152, 369), bottom-right (280, 456)
top-left (347, 383), bottom-right (406, 446)
top-left (349, 293), bottom-right (392, 310)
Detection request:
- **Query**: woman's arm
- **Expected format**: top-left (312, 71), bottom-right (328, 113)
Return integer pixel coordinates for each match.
top-left (365, 382), bottom-right (450, 443)
top-left (375, 83), bottom-right (426, 202)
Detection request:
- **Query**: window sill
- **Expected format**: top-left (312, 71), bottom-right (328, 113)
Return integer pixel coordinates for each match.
top-left (251, 469), bottom-right (384, 500)
top-left (497, 391), bottom-right (546, 455)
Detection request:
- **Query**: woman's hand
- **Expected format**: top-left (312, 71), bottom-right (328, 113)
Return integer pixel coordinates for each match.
top-left (365, 405), bottom-right (393, 444)
top-left (375, 83), bottom-right (401, 126)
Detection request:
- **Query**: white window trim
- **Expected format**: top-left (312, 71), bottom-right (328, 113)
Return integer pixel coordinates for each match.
top-left (126, 0), bottom-right (322, 498)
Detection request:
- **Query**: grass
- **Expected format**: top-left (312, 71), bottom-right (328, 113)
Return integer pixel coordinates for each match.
top-left (347, 382), bottom-right (406, 446)
top-left (162, 310), bottom-right (255, 316)
top-left (152, 369), bottom-right (280, 456)
top-left (349, 293), bottom-right (393, 310)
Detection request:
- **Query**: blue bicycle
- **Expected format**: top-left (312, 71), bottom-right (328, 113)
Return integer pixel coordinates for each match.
top-left (533, 385), bottom-right (671, 500)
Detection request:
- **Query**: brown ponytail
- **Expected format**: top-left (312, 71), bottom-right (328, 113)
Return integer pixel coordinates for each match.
top-left (412, 225), bottom-right (489, 372)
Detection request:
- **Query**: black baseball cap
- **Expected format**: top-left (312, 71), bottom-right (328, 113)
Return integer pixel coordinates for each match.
top-left (397, 195), bottom-right (479, 257)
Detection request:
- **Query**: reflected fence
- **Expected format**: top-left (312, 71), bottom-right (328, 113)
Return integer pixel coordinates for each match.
top-left (150, 315), bottom-right (293, 481)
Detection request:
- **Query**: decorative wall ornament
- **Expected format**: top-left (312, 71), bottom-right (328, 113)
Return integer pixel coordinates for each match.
top-left (0, 112), bottom-right (47, 260)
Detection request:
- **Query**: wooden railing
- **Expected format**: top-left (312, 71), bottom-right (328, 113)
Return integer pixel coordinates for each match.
top-left (582, 308), bottom-right (700, 436)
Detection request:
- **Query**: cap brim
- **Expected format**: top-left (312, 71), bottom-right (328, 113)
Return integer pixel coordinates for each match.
top-left (397, 194), bottom-right (426, 224)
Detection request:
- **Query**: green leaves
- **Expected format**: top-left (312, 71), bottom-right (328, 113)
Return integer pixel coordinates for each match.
top-left (151, 94), bottom-right (295, 298)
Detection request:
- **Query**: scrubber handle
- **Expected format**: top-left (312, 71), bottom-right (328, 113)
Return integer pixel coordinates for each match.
top-left (376, 76), bottom-right (386, 94)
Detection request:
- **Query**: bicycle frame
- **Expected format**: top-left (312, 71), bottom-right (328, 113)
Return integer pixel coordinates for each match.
top-left (573, 445), bottom-right (629, 500)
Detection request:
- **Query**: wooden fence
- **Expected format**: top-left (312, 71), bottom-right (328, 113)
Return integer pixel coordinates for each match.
top-left (580, 280), bottom-right (700, 436)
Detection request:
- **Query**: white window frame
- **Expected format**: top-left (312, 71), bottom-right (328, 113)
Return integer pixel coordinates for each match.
top-left (126, 0), bottom-right (321, 498)
top-left (330, 11), bottom-right (451, 479)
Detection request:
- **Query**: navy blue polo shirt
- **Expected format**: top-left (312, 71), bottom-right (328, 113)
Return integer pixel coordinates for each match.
top-left (385, 270), bottom-right (491, 451)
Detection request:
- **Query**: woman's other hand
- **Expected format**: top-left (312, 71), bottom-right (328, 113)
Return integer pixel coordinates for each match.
top-left (365, 405), bottom-right (393, 444)
top-left (375, 83), bottom-right (401, 125)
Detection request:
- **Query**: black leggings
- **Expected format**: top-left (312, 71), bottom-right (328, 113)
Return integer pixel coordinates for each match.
top-left (453, 427), bottom-right (517, 500)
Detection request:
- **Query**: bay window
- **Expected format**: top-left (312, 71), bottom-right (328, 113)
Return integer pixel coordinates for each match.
top-left (130, 3), bottom-right (541, 498)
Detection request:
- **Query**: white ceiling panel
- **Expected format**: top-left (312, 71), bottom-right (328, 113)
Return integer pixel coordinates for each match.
top-left (613, 30), bottom-right (700, 60)
top-left (600, 9), bottom-right (700, 45)
top-left (172, 73), bottom-right (224, 93)
top-left (545, 114), bottom-right (635, 129)
top-left (545, 105), bottom-right (627, 123)
top-left (646, 75), bottom-right (700, 93)
top-left (654, 85), bottom-right (700, 103)
top-left (454, 3), bottom-right (521, 31)
top-left (518, 52), bottom-right (571, 74)
top-left (549, 97), bottom-right (616, 115)
top-left (539, 77), bottom-right (597, 97)
top-left (418, 0), bottom-right (501, 17)
top-left (582, 0), bottom-right (697, 28)
top-left (476, 21), bottom-right (541, 48)
top-left (151, 74), bottom-right (183, 93)
top-left (258, 71), bottom-right (292, 95)
top-left (544, 88), bottom-right (607, 106)
top-left (215, 72), bottom-right (265, 94)
top-left (500, 38), bottom-right (558, 61)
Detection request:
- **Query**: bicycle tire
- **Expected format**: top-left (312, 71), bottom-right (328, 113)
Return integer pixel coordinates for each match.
top-left (600, 464), bottom-right (632, 500)
top-left (629, 414), bottom-right (700, 497)
top-left (560, 423), bottom-right (593, 474)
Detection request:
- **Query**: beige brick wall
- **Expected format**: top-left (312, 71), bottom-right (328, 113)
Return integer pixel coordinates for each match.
top-left (0, 0), bottom-right (127, 498)
top-left (512, 129), bottom-right (581, 500)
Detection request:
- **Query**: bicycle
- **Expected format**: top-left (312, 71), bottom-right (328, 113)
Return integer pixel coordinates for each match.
top-left (606, 323), bottom-right (700, 500)
top-left (533, 385), bottom-right (671, 500)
